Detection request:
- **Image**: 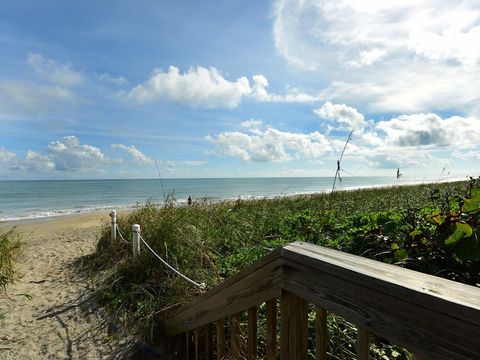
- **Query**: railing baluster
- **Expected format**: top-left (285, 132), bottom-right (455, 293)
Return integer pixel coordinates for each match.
top-left (315, 306), bottom-right (327, 360)
top-left (280, 290), bottom-right (308, 360)
top-left (205, 323), bottom-right (213, 359)
top-left (195, 327), bottom-right (200, 360)
top-left (248, 307), bottom-right (257, 360)
top-left (186, 331), bottom-right (191, 360)
top-left (357, 327), bottom-right (370, 360)
top-left (231, 312), bottom-right (242, 358)
top-left (266, 299), bottom-right (277, 360)
top-left (216, 318), bottom-right (225, 360)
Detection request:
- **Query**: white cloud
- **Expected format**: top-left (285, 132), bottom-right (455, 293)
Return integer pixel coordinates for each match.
top-left (273, 0), bottom-right (480, 113)
top-left (127, 66), bottom-right (251, 108)
top-left (15, 151), bottom-right (55, 172)
top-left (208, 121), bottom-right (331, 162)
top-left (27, 53), bottom-right (83, 87)
top-left (111, 144), bottom-right (154, 164)
top-left (452, 150), bottom-right (480, 160)
top-left (0, 147), bottom-right (16, 163)
top-left (251, 75), bottom-right (322, 103)
top-left (126, 66), bottom-right (323, 108)
top-left (46, 136), bottom-right (106, 171)
top-left (374, 114), bottom-right (480, 148)
top-left (314, 101), bottom-right (365, 130)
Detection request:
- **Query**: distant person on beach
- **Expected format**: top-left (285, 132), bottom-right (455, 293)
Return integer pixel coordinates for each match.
top-left (187, 196), bottom-right (192, 206)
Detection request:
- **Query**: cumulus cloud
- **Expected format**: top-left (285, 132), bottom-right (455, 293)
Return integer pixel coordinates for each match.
top-left (374, 114), bottom-right (480, 148)
top-left (314, 101), bottom-right (365, 130)
top-left (251, 75), bottom-right (322, 103)
top-left (127, 66), bottom-right (251, 108)
top-left (12, 151), bottom-right (56, 172)
top-left (45, 136), bottom-right (106, 171)
top-left (111, 144), bottom-right (154, 164)
top-left (0, 147), bottom-right (16, 163)
top-left (207, 121), bottom-right (331, 162)
top-left (27, 53), bottom-right (83, 87)
top-left (126, 66), bottom-right (323, 108)
top-left (209, 102), bottom-right (480, 171)
top-left (273, 0), bottom-right (480, 113)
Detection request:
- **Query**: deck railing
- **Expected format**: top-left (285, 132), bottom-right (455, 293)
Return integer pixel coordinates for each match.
top-left (162, 241), bottom-right (479, 359)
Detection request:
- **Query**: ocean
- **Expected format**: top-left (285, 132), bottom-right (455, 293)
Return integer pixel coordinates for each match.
top-left (0, 176), bottom-right (445, 222)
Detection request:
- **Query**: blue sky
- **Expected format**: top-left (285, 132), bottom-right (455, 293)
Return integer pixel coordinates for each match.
top-left (1, 0), bottom-right (479, 180)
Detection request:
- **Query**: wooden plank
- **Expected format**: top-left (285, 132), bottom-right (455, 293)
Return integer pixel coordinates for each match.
top-left (248, 307), bottom-right (257, 360)
top-left (231, 312), bottom-right (242, 359)
top-left (216, 319), bottom-right (225, 360)
top-left (164, 255), bottom-right (283, 336)
top-left (280, 290), bottom-right (308, 360)
top-left (266, 299), bottom-right (277, 360)
top-left (281, 242), bottom-right (480, 360)
top-left (315, 306), bottom-right (327, 360)
top-left (356, 327), bottom-right (370, 360)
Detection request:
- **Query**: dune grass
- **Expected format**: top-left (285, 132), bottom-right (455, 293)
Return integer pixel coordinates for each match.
top-left (0, 226), bottom-right (23, 295)
top-left (90, 179), bottom-right (479, 358)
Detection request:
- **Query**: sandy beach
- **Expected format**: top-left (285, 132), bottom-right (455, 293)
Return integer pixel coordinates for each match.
top-left (0, 212), bottom-right (130, 359)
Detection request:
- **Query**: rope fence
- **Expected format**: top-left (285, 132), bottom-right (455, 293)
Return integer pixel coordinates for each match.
top-left (109, 210), bottom-right (206, 290)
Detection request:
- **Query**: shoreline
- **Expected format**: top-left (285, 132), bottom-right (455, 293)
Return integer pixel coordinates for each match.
top-left (1, 176), bottom-right (468, 226)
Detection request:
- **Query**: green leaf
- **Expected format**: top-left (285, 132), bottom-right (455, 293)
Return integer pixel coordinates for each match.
top-left (445, 222), bottom-right (473, 246)
top-left (409, 229), bottom-right (422, 238)
top-left (394, 249), bottom-right (408, 262)
top-left (462, 187), bottom-right (480, 213)
top-left (391, 243), bottom-right (399, 250)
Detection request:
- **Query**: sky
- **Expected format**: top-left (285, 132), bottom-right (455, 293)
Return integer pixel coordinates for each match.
top-left (1, 0), bottom-right (479, 180)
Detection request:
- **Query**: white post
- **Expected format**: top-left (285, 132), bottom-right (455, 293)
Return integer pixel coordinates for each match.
top-left (109, 210), bottom-right (117, 243)
top-left (132, 224), bottom-right (141, 257)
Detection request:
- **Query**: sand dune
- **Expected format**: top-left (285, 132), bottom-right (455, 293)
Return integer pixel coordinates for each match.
top-left (0, 213), bottom-right (130, 359)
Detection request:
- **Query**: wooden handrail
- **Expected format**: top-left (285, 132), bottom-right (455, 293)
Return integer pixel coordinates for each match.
top-left (163, 241), bottom-right (480, 359)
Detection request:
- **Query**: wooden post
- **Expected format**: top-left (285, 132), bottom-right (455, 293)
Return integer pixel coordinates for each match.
top-left (266, 299), bottom-right (277, 360)
top-left (357, 327), bottom-right (370, 360)
top-left (132, 224), bottom-right (140, 257)
top-left (109, 210), bottom-right (116, 243)
top-left (248, 307), bottom-right (257, 360)
top-left (216, 318), bottom-right (225, 360)
top-left (231, 313), bottom-right (242, 358)
top-left (315, 306), bottom-right (327, 360)
top-left (280, 290), bottom-right (308, 360)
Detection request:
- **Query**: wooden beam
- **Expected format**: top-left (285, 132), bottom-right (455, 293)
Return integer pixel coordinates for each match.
top-left (280, 290), bottom-right (308, 360)
top-left (281, 242), bottom-right (480, 359)
top-left (315, 306), bottom-right (327, 360)
top-left (266, 299), bottom-right (277, 360)
top-left (164, 252), bottom-right (283, 336)
top-left (248, 307), bottom-right (257, 360)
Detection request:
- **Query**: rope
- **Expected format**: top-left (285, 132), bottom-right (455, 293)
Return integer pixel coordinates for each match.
top-left (115, 224), bottom-right (131, 244)
top-left (139, 234), bottom-right (206, 290)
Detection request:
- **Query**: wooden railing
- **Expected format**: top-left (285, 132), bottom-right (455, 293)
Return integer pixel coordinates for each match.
top-left (163, 242), bottom-right (480, 359)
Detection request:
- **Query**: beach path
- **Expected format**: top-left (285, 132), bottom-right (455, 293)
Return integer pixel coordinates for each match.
top-left (0, 213), bottom-right (126, 359)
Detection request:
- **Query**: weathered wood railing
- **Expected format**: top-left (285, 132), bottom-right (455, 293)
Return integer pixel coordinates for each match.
top-left (163, 241), bottom-right (480, 359)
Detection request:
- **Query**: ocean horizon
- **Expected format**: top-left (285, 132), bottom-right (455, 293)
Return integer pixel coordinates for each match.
top-left (0, 176), bottom-right (462, 222)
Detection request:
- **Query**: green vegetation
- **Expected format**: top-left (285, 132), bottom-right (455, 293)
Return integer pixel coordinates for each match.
top-left (0, 226), bottom-right (23, 295)
top-left (90, 178), bottom-right (480, 358)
